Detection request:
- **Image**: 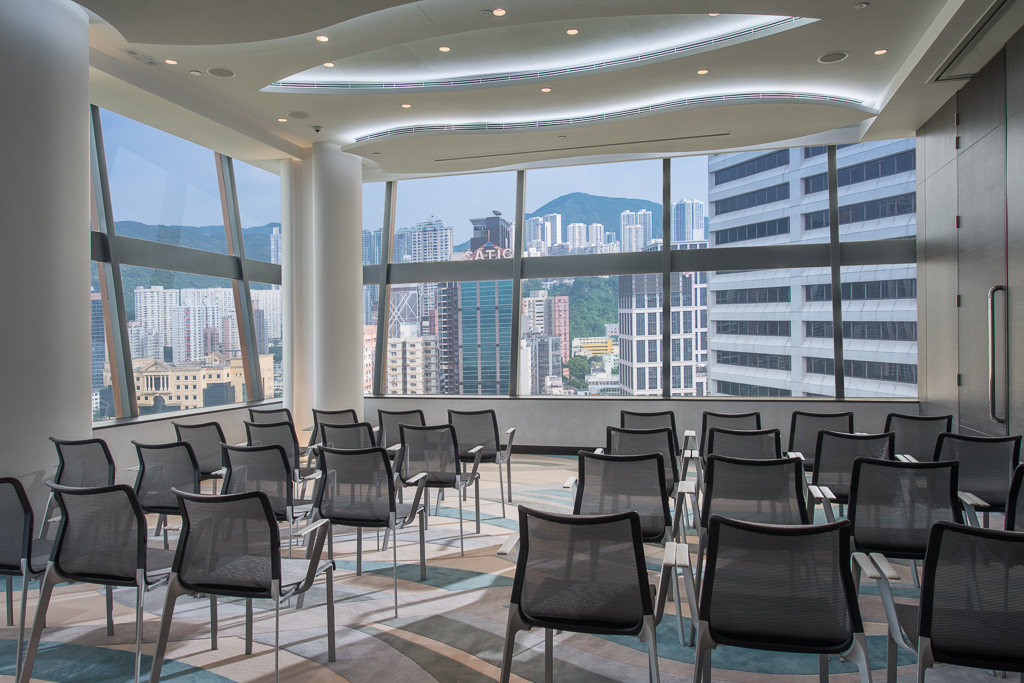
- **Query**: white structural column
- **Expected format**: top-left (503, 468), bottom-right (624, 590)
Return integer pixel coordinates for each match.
top-left (0, 0), bottom-right (91, 511)
top-left (311, 144), bottom-right (364, 416)
top-left (281, 156), bottom-right (317, 432)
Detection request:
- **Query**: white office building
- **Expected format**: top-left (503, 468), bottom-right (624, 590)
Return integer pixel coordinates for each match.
top-left (672, 199), bottom-right (705, 241)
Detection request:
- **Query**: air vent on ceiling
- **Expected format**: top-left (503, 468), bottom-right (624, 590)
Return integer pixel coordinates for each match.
top-left (208, 67), bottom-right (236, 78)
top-left (817, 52), bottom-right (849, 64)
top-left (122, 49), bottom-right (159, 66)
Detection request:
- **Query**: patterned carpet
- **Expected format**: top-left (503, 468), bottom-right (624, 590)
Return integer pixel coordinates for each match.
top-left (1, 455), bottom-right (1015, 682)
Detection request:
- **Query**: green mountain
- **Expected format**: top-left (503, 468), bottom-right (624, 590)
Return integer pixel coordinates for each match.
top-left (527, 192), bottom-right (662, 243)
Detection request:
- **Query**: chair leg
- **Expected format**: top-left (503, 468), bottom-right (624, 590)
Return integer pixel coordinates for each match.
top-left (691, 620), bottom-right (715, 683)
top-left (382, 527), bottom-right (391, 551)
top-left (356, 527), bottom-right (363, 576)
top-left (245, 599), bottom-right (253, 655)
top-left (911, 560), bottom-right (920, 589)
top-left (393, 523), bottom-right (399, 619)
top-left (639, 615), bottom-right (660, 683)
top-left (17, 565), bottom-right (57, 683)
top-left (544, 628), bottom-right (553, 683)
top-left (210, 595), bottom-right (218, 650)
top-left (507, 457), bottom-right (513, 502)
top-left (419, 511), bottom-right (427, 581)
top-left (499, 604), bottom-right (526, 683)
top-left (435, 489), bottom-right (444, 516)
top-left (326, 568), bottom-right (335, 662)
top-left (422, 488), bottom-right (429, 529)
top-left (15, 563), bottom-right (31, 681)
top-left (839, 632), bottom-right (871, 683)
top-left (457, 484), bottom-right (465, 557)
top-left (6, 574), bottom-right (12, 626)
top-left (148, 573), bottom-right (186, 683)
top-left (38, 493), bottom-right (56, 540)
top-left (273, 582), bottom-right (281, 683)
top-left (917, 637), bottom-right (934, 683)
top-left (475, 478), bottom-right (481, 534)
top-left (106, 584), bottom-right (115, 636)
top-left (886, 633), bottom-right (897, 683)
top-left (135, 570), bottom-right (145, 683)
top-left (497, 459), bottom-right (506, 518)
top-left (819, 653), bottom-right (829, 683)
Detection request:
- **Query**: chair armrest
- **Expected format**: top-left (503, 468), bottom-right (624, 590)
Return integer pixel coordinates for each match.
top-left (786, 452), bottom-right (805, 461)
top-left (852, 552), bottom-right (881, 580)
top-left (466, 445), bottom-right (485, 479)
top-left (593, 447), bottom-right (604, 455)
top-left (865, 551), bottom-right (917, 654)
top-left (562, 476), bottom-right (577, 490)
top-left (958, 491), bottom-right (985, 526)
top-left (126, 466), bottom-right (140, 472)
top-left (677, 481), bottom-right (696, 494)
top-left (682, 449), bottom-right (699, 459)
top-left (386, 444), bottom-right (401, 453)
top-left (682, 430), bottom-right (696, 438)
top-left (405, 471), bottom-right (427, 485)
top-left (211, 467), bottom-right (227, 477)
top-left (868, 553), bottom-right (902, 581)
top-left (295, 470), bottom-right (322, 482)
top-left (373, 425), bottom-right (381, 433)
top-left (294, 519), bottom-right (332, 593)
top-left (807, 485), bottom-right (836, 523)
top-left (500, 427), bottom-right (517, 462)
top-left (302, 425), bottom-right (314, 431)
top-left (654, 541), bottom-right (698, 628)
top-left (403, 473), bottom-right (429, 524)
top-left (894, 454), bottom-right (918, 463)
top-left (497, 533), bottom-right (520, 559)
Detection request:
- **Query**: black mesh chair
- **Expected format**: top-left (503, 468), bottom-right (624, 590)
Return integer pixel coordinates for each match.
top-left (222, 444), bottom-right (310, 557)
top-left (249, 406), bottom-right (294, 424)
top-left (18, 483), bottom-right (173, 683)
top-left (130, 441), bottom-right (201, 549)
top-left (378, 408), bottom-right (426, 451)
top-left (172, 421), bottom-right (229, 494)
top-left (448, 409), bottom-right (517, 518)
top-left (706, 427), bottom-right (782, 460)
top-left (148, 489), bottom-right (334, 683)
top-left (692, 411), bottom-right (761, 493)
top-left (394, 424), bottom-right (481, 557)
top-left (861, 521), bottom-right (1024, 682)
top-left (0, 478), bottom-right (52, 680)
top-left (692, 454), bottom-right (811, 639)
top-left (934, 432), bottom-right (1022, 527)
top-left (692, 516), bottom-right (872, 683)
top-left (606, 426), bottom-right (690, 532)
top-left (810, 430), bottom-right (894, 520)
top-left (314, 446), bottom-right (427, 618)
top-left (883, 413), bottom-right (953, 462)
top-left (1007, 465), bottom-right (1024, 531)
top-left (498, 506), bottom-right (683, 683)
top-left (308, 408), bottom-right (359, 448)
top-left (788, 411), bottom-right (854, 469)
top-left (320, 421), bottom-right (377, 451)
top-left (847, 458), bottom-right (962, 591)
top-left (40, 437), bottom-right (116, 539)
top-left (620, 409), bottom-right (689, 465)
top-left (245, 420), bottom-right (320, 501)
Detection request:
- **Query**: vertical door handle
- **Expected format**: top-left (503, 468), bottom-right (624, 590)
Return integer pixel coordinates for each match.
top-left (989, 285), bottom-right (1006, 424)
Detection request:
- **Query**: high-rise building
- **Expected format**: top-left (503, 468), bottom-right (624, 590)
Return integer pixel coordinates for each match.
top-left (362, 228), bottom-right (383, 265)
top-left (567, 222), bottom-right (588, 249)
top-left (270, 226), bottom-right (282, 264)
top-left (541, 213), bottom-right (562, 246)
top-left (522, 290), bottom-right (570, 363)
top-left (134, 285), bottom-right (180, 351)
top-left (458, 280), bottom-right (513, 395)
top-left (470, 213), bottom-right (513, 250)
top-left (388, 283), bottom-right (419, 337)
top-left (410, 217), bottom-right (453, 262)
top-left (524, 335), bottom-right (562, 395)
top-left (251, 288), bottom-right (282, 340)
top-left (90, 290), bottom-right (105, 390)
top-left (672, 199), bottom-right (705, 241)
top-left (636, 209), bottom-right (653, 243)
top-left (385, 336), bottom-right (439, 394)
top-left (706, 140), bottom-right (917, 398)
top-left (622, 224), bottom-right (646, 252)
top-left (588, 223), bottom-right (605, 246)
top-left (620, 210), bottom-right (636, 236)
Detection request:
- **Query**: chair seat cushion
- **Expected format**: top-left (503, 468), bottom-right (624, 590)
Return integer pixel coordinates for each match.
top-left (281, 558), bottom-right (333, 592)
top-left (521, 577), bottom-right (644, 633)
top-left (28, 539), bottom-right (54, 575)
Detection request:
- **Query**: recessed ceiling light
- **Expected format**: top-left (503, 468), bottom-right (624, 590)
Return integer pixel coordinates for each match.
top-left (708, 13), bottom-right (720, 16)
top-left (854, 2), bottom-right (869, 8)
top-left (566, 28), bottom-right (579, 35)
top-left (164, 59), bottom-right (178, 65)
top-left (439, 46), bottom-right (451, 52)
top-left (541, 87), bottom-right (552, 92)
top-left (697, 69), bottom-right (709, 75)
top-left (277, 118), bottom-right (288, 122)
top-left (323, 62), bottom-right (335, 67)
top-left (493, 8), bottom-right (506, 16)
top-left (874, 49), bottom-right (888, 55)
top-left (189, 70), bottom-right (202, 76)
top-left (315, 35), bottom-right (329, 42)
top-left (401, 103), bottom-right (412, 108)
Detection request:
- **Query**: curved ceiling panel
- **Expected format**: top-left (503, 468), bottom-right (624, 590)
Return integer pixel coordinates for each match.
top-left (267, 15), bottom-right (814, 93)
top-left (76, 0), bottom-right (417, 45)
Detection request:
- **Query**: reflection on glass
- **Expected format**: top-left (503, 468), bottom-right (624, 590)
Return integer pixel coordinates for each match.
top-left (525, 160), bottom-right (662, 257)
top-left (121, 266), bottom-right (270, 413)
top-left (99, 109), bottom-right (225, 252)
top-left (235, 160), bottom-right (282, 263)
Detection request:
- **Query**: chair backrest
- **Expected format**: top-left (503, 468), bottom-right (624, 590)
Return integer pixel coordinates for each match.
top-left (847, 459), bottom-right (962, 559)
top-left (49, 437), bottom-right (115, 488)
top-left (309, 409), bottom-right (358, 447)
top-left (172, 421), bottom-right (227, 475)
top-left (248, 407), bottom-right (293, 424)
top-left (788, 411), bottom-right (854, 454)
top-left (606, 426), bottom-right (679, 493)
top-left (447, 409), bottom-right (500, 460)
top-left (701, 455), bottom-right (809, 528)
top-left (245, 420), bottom-right (300, 471)
top-left (883, 413), bottom-right (952, 461)
top-left (575, 451), bottom-right (670, 543)
top-left (320, 422), bottom-right (376, 451)
top-left (378, 409), bottom-right (426, 449)
top-left (700, 411), bottom-right (761, 457)
top-left (315, 447), bottom-right (395, 526)
top-left (812, 430), bottom-right (894, 502)
top-left (1007, 465), bottom-right (1024, 532)
top-left (620, 410), bottom-right (679, 456)
top-left (706, 427), bottom-right (782, 460)
top-left (132, 441), bottom-right (200, 514)
top-left (934, 432), bottom-right (1022, 509)
top-left (920, 522), bottom-right (1024, 672)
top-left (174, 488), bottom-right (280, 597)
top-left (49, 483), bottom-right (147, 586)
top-left (396, 424), bottom-right (460, 484)
top-left (221, 444), bottom-right (293, 519)
top-left (698, 516), bottom-right (861, 653)
top-left (0, 478), bottom-right (32, 574)
top-left (511, 506), bottom-right (653, 634)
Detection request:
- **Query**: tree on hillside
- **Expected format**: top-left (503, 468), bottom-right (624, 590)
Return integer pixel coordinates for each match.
top-left (522, 277), bottom-right (619, 343)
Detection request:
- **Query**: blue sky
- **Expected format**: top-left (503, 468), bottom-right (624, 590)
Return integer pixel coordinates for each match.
top-left (100, 108), bottom-right (709, 244)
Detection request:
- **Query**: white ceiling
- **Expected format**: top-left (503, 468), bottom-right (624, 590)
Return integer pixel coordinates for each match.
top-left (80, 0), bottom-right (1020, 178)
